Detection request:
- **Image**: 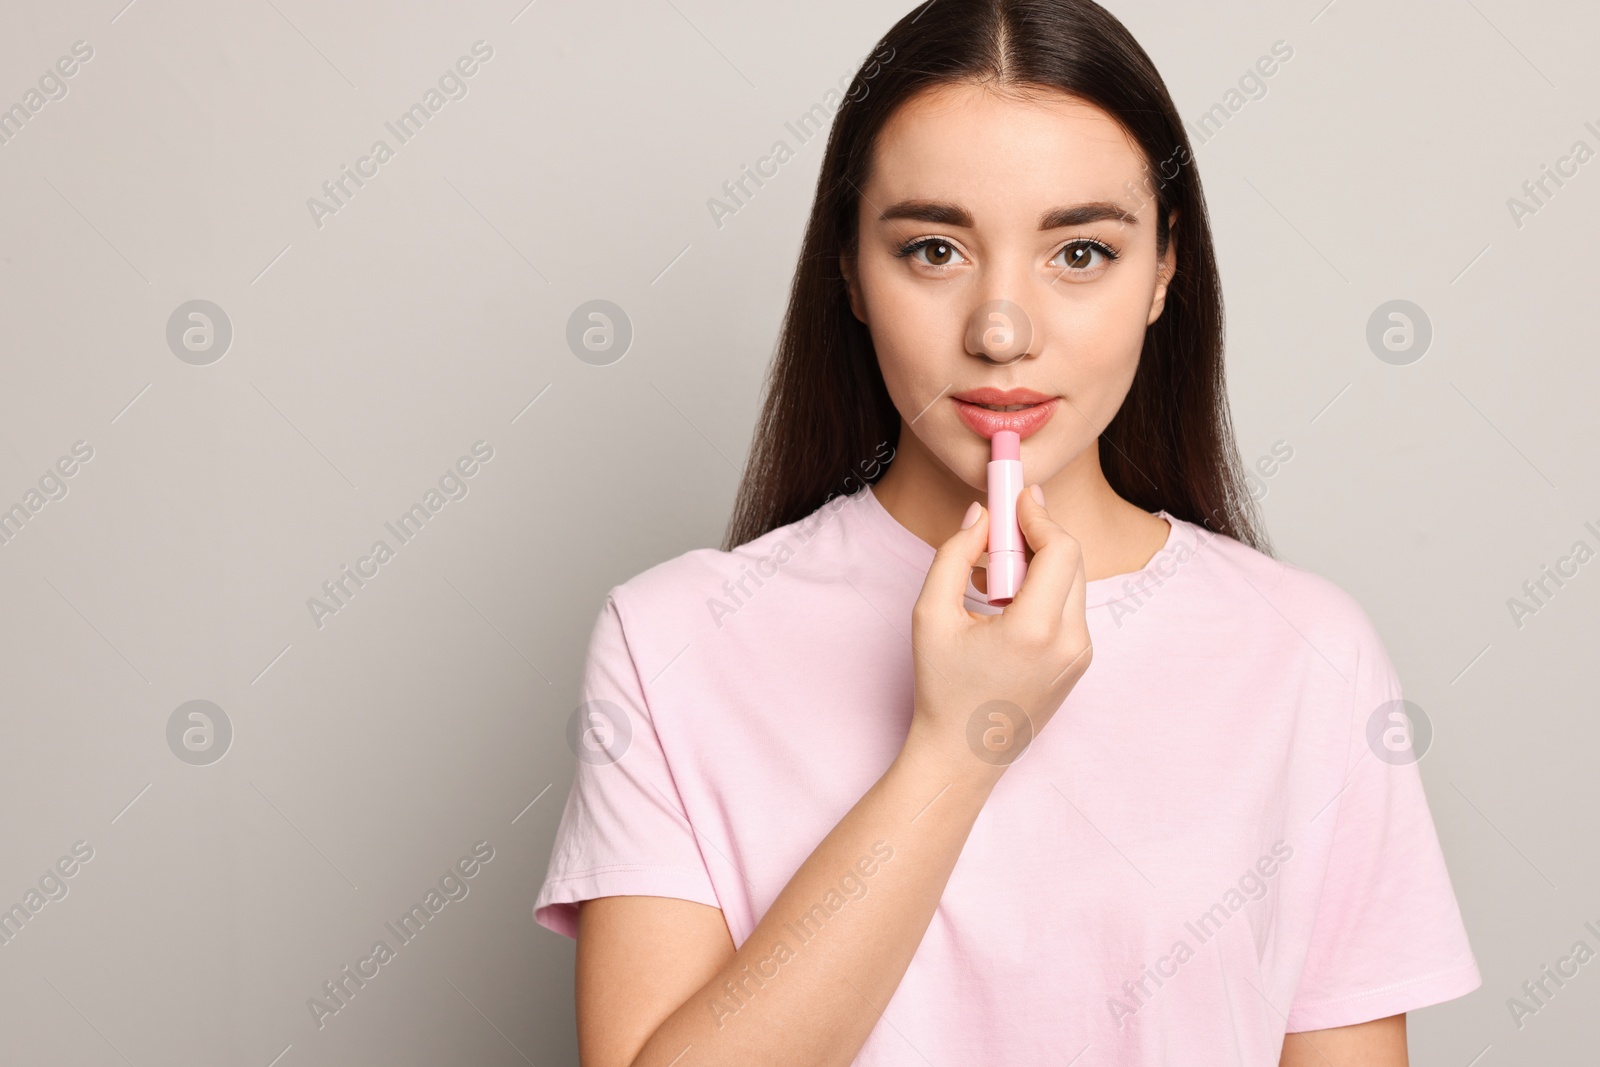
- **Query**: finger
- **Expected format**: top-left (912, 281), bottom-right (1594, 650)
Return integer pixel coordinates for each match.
top-left (1001, 488), bottom-right (1085, 631)
top-left (917, 501), bottom-right (988, 625)
top-left (1036, 490), bottom-right (1089, 629)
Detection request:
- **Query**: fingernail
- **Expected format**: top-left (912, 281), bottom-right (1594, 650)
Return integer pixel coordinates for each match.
top-left (960, 501), bottom-right (982, 529)
top-left (1029, 484), bottom-right (1045, 506)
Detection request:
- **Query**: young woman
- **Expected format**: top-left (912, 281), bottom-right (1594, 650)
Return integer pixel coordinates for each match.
top-left (534, 2), bottom-right (1480, 1063)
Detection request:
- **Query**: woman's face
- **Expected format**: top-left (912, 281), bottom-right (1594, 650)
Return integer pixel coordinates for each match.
top-left (846, 80), bottom-right (1176, 493)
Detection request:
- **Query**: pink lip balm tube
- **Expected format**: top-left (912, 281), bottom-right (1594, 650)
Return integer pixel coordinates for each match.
top-left (986, 430), bottom-right (1027, 606)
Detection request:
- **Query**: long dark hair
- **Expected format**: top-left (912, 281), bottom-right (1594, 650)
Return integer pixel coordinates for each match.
top-left (723, 0), bottom-right (1270, 556)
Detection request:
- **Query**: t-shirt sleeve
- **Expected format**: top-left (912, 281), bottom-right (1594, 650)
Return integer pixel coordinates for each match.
top-left (1285, 609), bottom-right (1482, 1031)
top-left (532, 591), bottom-right (720, 939)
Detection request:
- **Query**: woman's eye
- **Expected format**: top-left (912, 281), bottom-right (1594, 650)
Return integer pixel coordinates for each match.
top-left (910, 239), bottom-right (964, 267)
top-left (1055, 240), bottom-right (1112, 273)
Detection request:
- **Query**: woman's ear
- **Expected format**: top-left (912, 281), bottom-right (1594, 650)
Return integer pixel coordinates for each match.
top-left (841, 252), bottom-right (868, 325)
top-left (1146, 208), bottom-right (1179, 326)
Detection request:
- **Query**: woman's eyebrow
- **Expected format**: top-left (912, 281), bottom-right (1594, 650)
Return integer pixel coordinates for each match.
top-left (876, 199), bottom-right (1139, 229)
top-left (1038, 202), bottom-right (1139, 229)
top-left (878, 200), bottom-right (973, 226)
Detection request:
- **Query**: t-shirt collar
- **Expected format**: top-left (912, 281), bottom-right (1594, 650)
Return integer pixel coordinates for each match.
top-left (851, 482), bottom-right (1200, 609)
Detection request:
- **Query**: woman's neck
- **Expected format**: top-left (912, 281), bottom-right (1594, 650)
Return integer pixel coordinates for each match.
top-left (869, 427), bottom-right (1171, 584)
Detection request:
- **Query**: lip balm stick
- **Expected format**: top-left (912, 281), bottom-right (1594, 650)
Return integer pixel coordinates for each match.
top-left (986, 430), bottom-right (1027, 606)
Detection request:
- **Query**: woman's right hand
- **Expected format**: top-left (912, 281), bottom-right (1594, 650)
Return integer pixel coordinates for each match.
top-left (901, 485), bottom-right (1093, 787)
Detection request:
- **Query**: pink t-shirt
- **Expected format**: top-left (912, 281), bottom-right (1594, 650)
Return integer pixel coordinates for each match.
top-left (534, 484), bottom-right (1480, 1063)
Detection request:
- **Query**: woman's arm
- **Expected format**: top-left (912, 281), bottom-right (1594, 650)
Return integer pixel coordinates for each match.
top-left (1279, 1014), bottom-right (1407, 1066)
top-left (575, 897), bottom-right (732, 1067)
top-left (578, 744), bottom-right (1002, 1067)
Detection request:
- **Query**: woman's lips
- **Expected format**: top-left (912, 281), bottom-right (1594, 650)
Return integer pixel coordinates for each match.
top-left (953, 397), bottom-right (1060, 440)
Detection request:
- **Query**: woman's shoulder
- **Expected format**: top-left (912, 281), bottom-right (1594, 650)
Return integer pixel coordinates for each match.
top-left (600, 496), bottom-right (854, 637)
top-left (1180, 517), bottom-right (1390, 664)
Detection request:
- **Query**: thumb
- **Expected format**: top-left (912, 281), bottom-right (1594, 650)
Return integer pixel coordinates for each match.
top-left (917, 501), bottom-right (988, 623)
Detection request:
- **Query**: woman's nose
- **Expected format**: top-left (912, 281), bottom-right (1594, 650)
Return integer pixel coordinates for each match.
top-left (965, 298), bottom-right (1035, 365)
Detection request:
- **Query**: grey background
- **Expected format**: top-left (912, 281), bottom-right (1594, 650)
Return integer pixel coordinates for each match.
top-left (0, 0), bottom-right (1595, 1063)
